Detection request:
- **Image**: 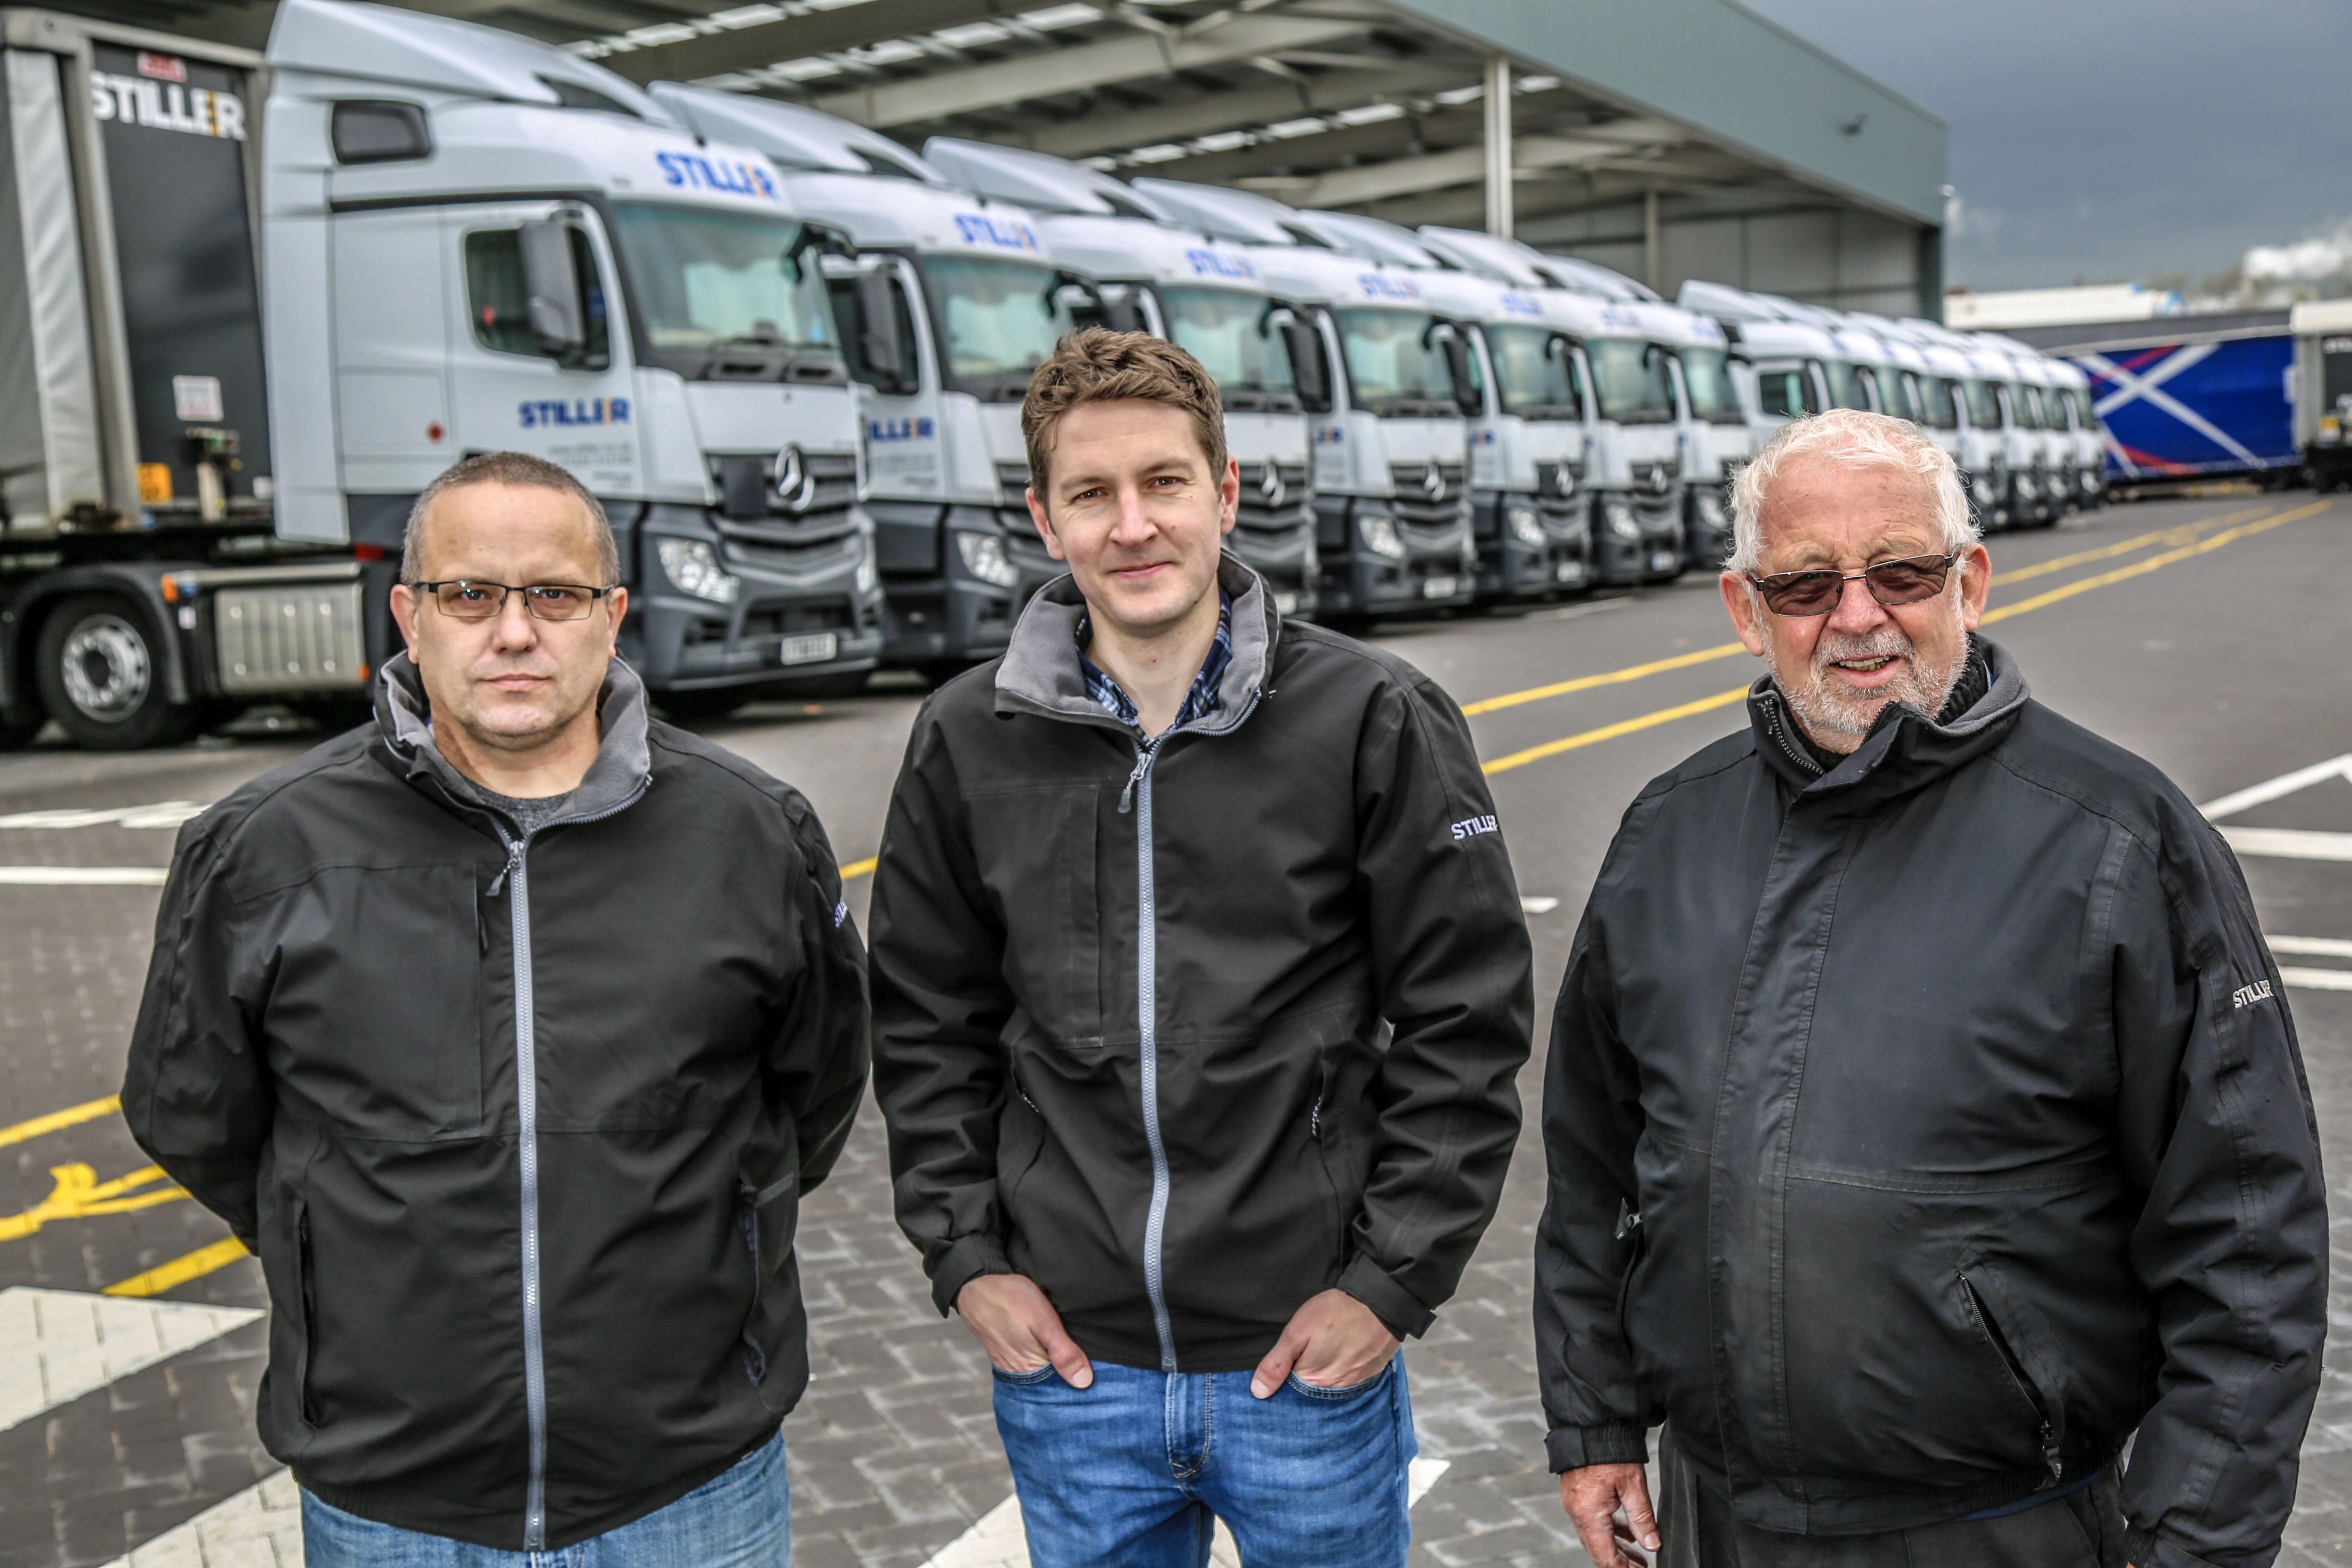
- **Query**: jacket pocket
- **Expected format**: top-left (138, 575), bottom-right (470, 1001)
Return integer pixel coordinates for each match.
top-left (967, 787), bottom-right (1101, 1040)
top-left (1307, 1054), bottom-right (1347, 1261)
top-left (734, 1168), bottom-right (800, 1391)
top-left (296, 1201), bottom-right (320, 1429)
top-left (1959, 1268), bottom-right (2066, 1486)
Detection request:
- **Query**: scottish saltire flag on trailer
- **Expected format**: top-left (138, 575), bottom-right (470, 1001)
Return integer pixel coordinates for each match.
top-left (2070, 335), bottom-right (2296, 479)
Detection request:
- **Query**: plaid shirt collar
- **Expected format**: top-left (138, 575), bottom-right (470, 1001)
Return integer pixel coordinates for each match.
top-left (1076, 590), bottom-right (1233, 733)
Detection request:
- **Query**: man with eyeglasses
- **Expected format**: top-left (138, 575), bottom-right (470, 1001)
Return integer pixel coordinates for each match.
top-left (124, 451), bottom-right (869, 1565)
top-left (1537, 409), bottom-right (2323, 1568)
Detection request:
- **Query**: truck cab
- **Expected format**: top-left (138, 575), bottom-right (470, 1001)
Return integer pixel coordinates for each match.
top-left (1633, 303), bottom-right (1751, 570)
top-left (2045, 359), bottom-right (2106, 509)
top-left (918, 138), bottom-right (1319, 615)
top-left (1133, 179), bottom-right (1474, 618)
top-left (266, 0), bottom-right (883, 717)
top-left (648, 84), bottom-right (1068, 675)
top-left (1538, 292), bottom-right (1685, 586)
top-left (1900, 325), bottom-right (2013, 529)
top-left (1971, 334), bottom-right (2060, 527)
top-left (2291, 298), bottom-right (2352, 490)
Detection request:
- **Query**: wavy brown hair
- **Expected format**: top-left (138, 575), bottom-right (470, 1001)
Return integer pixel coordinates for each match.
top-left (1021, 327), bottom-right (1227, 505)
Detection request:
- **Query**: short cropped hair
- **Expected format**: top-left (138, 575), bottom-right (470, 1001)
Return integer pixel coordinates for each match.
top-left (1726, 408), bottom-right (1977, 574)
top-left (402, 452), bottom-right (619, 585)
top-left (1022, 327), bottom-right (1228, 500)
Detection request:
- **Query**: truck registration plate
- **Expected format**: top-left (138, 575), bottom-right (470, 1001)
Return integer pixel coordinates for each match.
top-left (780, 632), bottom-right (838, 666)
top-left (1648, 550), bottom-right (1678, 572)
top-left (1555, 561), bottom-right (1585, 584)
top-left (1421, 575), bottom-right (1459, 599)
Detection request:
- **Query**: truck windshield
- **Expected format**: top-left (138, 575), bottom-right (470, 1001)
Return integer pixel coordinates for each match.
top-left (1821, 359), bottom-right (1871, 411)
top-left (610, 204), bottom-right (834, 368)
top-left (1755, 362), bottom-right (1820, 419)
top-left (1586, 339), bottom-right (1675, 423)
top-left (1876, 369), bottom-right (1921, 423)
top-left (1161, 286), bottom-right (1296, 403)
top-left (1962, 379), bottom-right (2002, 428)
top-left (1917, 376), bottom-right (1960, 430)
top-left (1335, 308), bottom-right (1459, 414)
top-left (922, 255), bottom-right (1068, 400)
top-left (1486, 325), bottom-right (1581, 418)
top-left (2009, 382), bottom-right (2045, 428)
top-left (1678, 346), bottom-right (1745, 425)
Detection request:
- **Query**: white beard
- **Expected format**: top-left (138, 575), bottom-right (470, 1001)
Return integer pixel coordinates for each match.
top-left (1780, 624), bottom-right (1967, 751)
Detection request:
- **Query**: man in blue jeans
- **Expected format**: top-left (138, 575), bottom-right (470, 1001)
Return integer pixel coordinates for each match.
top-left (868, 330), bottom-right (1533, 1567)
top-left (125, 453), bottom-right (869, 1565)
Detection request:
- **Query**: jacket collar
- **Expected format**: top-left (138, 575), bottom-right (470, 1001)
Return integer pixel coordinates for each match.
top-left (374, 650), bottom-right (654, 833)
top-left (994, 552), bottom-right (1276, 740)
top-left (1749, 634), bottom-right (2029, 806)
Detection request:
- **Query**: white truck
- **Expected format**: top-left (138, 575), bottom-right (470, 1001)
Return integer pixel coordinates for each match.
top-left (916, 138), bottom-right (1319, 614)
top-left (1133, 178), bottom-right (1475, 618)
top-left (0, 0), bottom-right (887, 747)
top-left (2291, 298), bottom-right (2352, 491)
top-left (1628, 302), bottom-right (1751, 569)
top-left (647, 83), bottom-right (1070, 675)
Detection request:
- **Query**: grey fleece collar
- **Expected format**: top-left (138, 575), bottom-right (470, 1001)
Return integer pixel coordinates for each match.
top-left (1753, 633), bottom-right (2030, 793)
top-left (377, 650), bottom-right (653, 833)
top-left (995, 552), bottom-right (1276, 739)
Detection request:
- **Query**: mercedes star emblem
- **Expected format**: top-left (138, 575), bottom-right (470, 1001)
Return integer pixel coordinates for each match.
top-left (773, 446), bottom-right (819, 512)
top-left (1259, 463), bottom-right (1285, 509)
top-left (1422, 461), bottom-right (1446, 499)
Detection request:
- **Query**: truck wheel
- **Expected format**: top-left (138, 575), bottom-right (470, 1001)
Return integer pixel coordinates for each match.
top-left (33, 595), bottom-right (196, 751)
top-left (657, 687), bottom-right (755, 722)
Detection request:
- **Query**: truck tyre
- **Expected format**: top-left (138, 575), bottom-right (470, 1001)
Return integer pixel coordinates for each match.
top-left (656, 686), bottom-right (755, 722)
top-left (33, 594), bottom-right (197, 751)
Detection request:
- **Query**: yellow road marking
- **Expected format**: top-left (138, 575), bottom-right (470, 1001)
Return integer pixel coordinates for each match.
top-left (1460, 642), bottom-right (1746, 717)
top-left (1986, 501), bottom-right (2276, 587)
top-left (103, 1236), bottom-right (250, 1298)
top-left (0, 1094), bottom-right (120, 1150)
top-left (1461, 502), bottom-right (2289, 719)
top-left (1482, 686), bottom-right (1750, 775)
top-left (0, 1162), bottom-right (186, 1243)
top-left (1483, 497), bottom-right (2333, 774)
top-left (839, 856), bottom-right (877, 881)
top-left (1979, 500), bottom-right (2329, 626)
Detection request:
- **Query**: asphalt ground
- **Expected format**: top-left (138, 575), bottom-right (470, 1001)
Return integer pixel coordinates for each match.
top-left (2, 490), bottom-right (2350, 1566)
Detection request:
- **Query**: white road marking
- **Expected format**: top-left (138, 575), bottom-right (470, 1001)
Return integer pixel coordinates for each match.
top-left (0, 1287), bottom-right (262, 1434)
top-left (2282, 967), bottom-right (2352, 993)
top-left (1521, 896), bottom-right (1561, 914)
top-left (2201, 755), bottom-right (2352, 821)
top-left (0, 801), bottom-right (203, 830)
top-left (100, 1469), bottom-right (302, 1568)
top-left (0, 866), bottom-right (169, 885)
top-left (917, 1457), bottom-right (1450, 1568)
top-left (2270, 936), bottom-right (2352, 959)
top-left (2220, 827), bottom-right (2352, 863)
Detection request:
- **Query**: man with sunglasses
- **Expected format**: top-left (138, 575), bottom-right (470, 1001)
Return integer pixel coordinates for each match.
top-left (1537, 409), bottom-right (2323, 1568)
top-left (125, 451), bottom-right (869, 1565)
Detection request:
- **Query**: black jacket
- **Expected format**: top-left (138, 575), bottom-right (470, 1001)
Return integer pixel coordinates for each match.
top-left (122, 656), bottom-right (869, 1550)
top-left (1535, 639), bottom-right (2326, 1568)
top-left (869, 558), bottom-right (1534, 1372)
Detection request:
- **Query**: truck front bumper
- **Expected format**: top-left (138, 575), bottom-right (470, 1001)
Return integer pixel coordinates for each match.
top-left (630, 506), bottom-right (884, 692)
top-left (1475, 493), bottom-right (1591, 600)
top-left (1591, 493), bottom-right (1685, 587)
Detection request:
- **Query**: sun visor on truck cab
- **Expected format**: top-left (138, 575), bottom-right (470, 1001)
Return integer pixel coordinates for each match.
top-left (920, 138), bottom-right (1172, 222)
top-left (266, 0), bottom-right (672, 125)
top-left (648, 83), bottom-right (948, 182)
top-left (1129, 179), bottom-right (1315, 249)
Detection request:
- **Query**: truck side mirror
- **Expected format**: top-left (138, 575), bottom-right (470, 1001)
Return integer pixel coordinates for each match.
top-left (1283, 319), bottom-right (1330, 412)
top-left (853, 271), bottom-right (911, 392)
top-left (1100, 288), bottom-right (1146, 334)
top-left (1441, 331), bottom-right (1479, 414)
top-left (519, 220), bottom-right (586, 359)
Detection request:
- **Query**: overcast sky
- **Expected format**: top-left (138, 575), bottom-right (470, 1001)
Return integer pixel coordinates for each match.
top-left (1741, 0), bottom-right (2350, 292)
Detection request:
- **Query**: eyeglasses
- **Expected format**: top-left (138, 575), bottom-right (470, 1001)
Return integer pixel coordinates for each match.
top-left (409, 580), bottom-right (615, 621)
top-left (1746, 551), bottom-right (1959, 617)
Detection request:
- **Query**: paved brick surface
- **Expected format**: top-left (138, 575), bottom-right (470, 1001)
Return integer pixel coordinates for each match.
top-left (0, 501), bottom-right (2350, 1566)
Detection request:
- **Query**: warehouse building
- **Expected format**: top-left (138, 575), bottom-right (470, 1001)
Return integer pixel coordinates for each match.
top-left (73, 0), bottom-right (1949, 316)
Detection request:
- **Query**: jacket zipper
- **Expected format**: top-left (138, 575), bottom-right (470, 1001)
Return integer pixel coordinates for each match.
top-left (488, 781), bottom-right (647, 1551)
top-left (1959, 1272), bottom-right (2062, 1487)
top-left (1128, 736), bottom-right (1178, 1372)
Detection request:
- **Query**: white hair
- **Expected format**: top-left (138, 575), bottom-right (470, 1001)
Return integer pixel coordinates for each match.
top-left (1725, 408), bottom-right (1977, 575)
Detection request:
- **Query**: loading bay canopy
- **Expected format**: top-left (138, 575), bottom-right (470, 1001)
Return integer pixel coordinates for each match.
top-left (78, 0), bottom-right (1951, 313)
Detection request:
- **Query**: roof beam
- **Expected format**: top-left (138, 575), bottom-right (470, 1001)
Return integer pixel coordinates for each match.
top-left (1223, 118), bottom-right (1684, 208)
top-left (594, 0), bottom-right (1006, 85)
top-left (1007, 63), bottom-right (1467, 158)
top-left (810, 13), bottom-right (1364, 127)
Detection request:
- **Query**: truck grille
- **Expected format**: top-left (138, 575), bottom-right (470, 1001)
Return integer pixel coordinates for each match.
top-left (214, 580), bottom-right (367, 695)
top-left (710, 450), bottom-right (858, 521)
top-left (996, 461), bottom-right (1034, 511)
top-left (1236, 462), bottom-right (1311, 530)
top-left (1388, 461), bottom-right (1468, 530)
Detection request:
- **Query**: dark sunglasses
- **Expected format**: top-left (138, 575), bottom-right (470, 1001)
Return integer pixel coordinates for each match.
top-left (1746, 551), bottom-right (1960, 617)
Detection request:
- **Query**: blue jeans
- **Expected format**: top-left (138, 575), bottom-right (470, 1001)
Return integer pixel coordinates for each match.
top-left (992, 1355), bottom-right (1417, 1568)
top-left (300, 1430), bottom-right (790, 1567)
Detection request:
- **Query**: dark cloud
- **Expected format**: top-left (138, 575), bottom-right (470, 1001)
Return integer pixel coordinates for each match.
top-left (1743, 0), bottom-right (2350, 289)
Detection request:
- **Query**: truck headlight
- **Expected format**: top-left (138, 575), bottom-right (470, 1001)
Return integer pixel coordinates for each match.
top-left (1693, 489), bottom-right (1726, 526)
top-left (855, 537), bottom-right (879, 596)
top-left (1507, 506), bottom-right (1545, 547)
top-left (1358, 510), bottom-right (1405, 560)
top-left (1604, 499), bottom-right (1640, 541)
top-left (955, 530), bottom-right (1020, 589)
top-left (657, 537), bottom-right (740, 604)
